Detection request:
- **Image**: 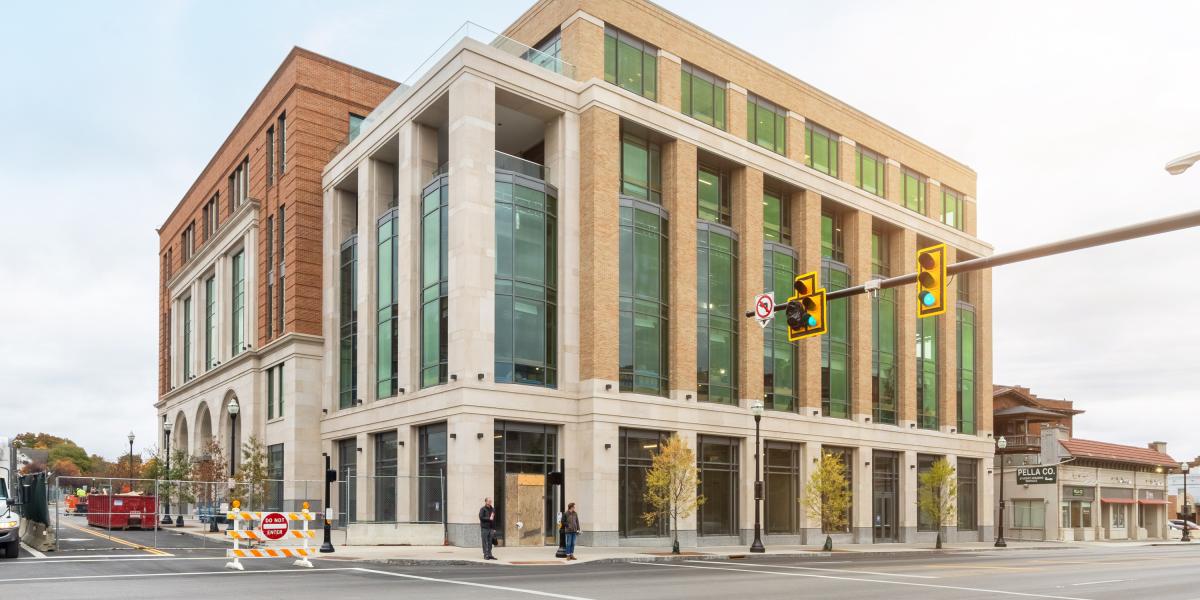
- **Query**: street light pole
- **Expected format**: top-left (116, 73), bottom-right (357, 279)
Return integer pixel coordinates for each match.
top-left (127, 432), bottom-right (136, 482)
top-left (161, 423), bottom-right (173, 525)
top-left (320, 453), bottom-right (335, 553)
top-left (995, 436), bottom-right (1007, 548)
top-left (227, 399), bottom-right (240, 477)
top-left (1182, 462), bottom-right (1191, 542)
top-left (750, 400), bottom-right (765, 553)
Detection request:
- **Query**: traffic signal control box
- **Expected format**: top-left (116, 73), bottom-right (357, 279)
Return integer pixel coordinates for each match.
top-left (786, 271), bottom-right (827, 341)
top-left (916, 243), bottom-right (947, 318)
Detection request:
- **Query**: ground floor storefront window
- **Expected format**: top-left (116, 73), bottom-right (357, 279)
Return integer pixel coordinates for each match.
top-left (418, 423), bottom-right (446, 523)
top-left (957, 458), bottom-right (978, 531)
top-left (619, 429), bottom-right (669, 538)
top-left (872, 450), bottom-right (899, 542)
top-left (493, 421), bottom-right (558, 546)
top-left (764, 442), bottom-right (800, 535)
top-left (698, 436), bottom-right (739, 537)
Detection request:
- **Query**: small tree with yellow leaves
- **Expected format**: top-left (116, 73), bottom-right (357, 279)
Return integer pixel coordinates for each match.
top-left (918, 458), bottom-right (957, 549)
top-left (804, 450), bottom-right (851, 551)
top-left (643, 434), bottom-right (705, 554)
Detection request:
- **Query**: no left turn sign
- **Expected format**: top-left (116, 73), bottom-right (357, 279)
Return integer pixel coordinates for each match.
top-left (753, 293), bottom-right (775, 327)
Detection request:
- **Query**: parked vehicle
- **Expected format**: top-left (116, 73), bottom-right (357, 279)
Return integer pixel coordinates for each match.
top-left (1168, 519), bottom-right (1199, 531)
top-left (0, 439), bottom-right (19, 559)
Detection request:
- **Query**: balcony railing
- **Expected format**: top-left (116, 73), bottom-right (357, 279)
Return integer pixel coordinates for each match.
top-left (429, 151), bottom-right (549, 182)
top-left (1000, 434), bottom-right (1041, 449)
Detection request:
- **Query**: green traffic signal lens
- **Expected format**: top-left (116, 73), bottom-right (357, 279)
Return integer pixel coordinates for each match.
top-left (920, 291), bottom-right (936, 307)
top-left (805, 315), bottom-right (816, 327)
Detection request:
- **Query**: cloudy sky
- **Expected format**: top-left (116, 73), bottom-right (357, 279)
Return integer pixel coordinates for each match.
top-left (2, 1), bottom-right (1198, 465)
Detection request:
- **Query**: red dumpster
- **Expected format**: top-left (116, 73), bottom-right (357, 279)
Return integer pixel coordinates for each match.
top-left (87, 493), bottom-right (159, 530)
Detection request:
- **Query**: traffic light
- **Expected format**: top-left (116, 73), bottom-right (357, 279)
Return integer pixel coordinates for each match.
top-left (786, 271), bottom-right (827, 341)
top-left (916, 243), bottom-right (948, 318)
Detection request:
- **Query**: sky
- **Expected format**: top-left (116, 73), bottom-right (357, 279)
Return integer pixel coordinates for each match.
top-left (2, 1), bottom-right (1198, 465)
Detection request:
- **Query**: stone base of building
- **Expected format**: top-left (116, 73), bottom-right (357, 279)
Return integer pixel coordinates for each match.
top-left (346, 523), bottom-right (444, 546)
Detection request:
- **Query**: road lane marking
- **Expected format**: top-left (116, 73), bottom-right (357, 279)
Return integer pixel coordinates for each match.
top-left (0, 567), bottom-right (359, 584)
top-left (633, 561), bottom-right (1093, 600)
top-left (352, 567), bottom-right (599, 599)
top-left (709, 561), bottom-right (938, 579)
top-left (15, 556), bottom-right (231, 564)
top-left (19, 543), bottom-right (46, 559)
top-left (59, 521), bottom-right (171, 556)
top-left (1071, 580), bottom-right (1130, 586)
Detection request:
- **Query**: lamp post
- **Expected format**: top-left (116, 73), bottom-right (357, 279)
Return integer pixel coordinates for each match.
top-left (161, 422), bottom-right (173, 524)
top-left (320, 453), bottom-right (335, 553)
top-left (995, 436), bottom-right (1007, 548)
top-left (750, 399), bottom-right (766, 553)
top-left (127, 431), bottom-right (136, 482)
top-left (1182, 462), bottom-right (1191, 542)
top-left (227, 399), bottom-right (240, 477)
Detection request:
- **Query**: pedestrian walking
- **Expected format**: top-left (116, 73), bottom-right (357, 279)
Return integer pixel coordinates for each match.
top-left (479, 497), bottom-right (497, 560)
top-left (563, 502), bottom-right (580, 560)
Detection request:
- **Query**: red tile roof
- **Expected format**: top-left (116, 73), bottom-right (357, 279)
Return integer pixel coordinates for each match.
top-left (1059, 438), bottom-right (1175, 467)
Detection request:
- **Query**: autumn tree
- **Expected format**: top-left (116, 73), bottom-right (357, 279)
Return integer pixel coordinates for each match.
top-left (643, 434), bottom-right (704, 554)
top-left (917, 458), bottom-right (958, 550)
top-left (49, 458), bottom-right (82, 478)
top-left (235, 436), bottom-right (269, 509)
top-left (803, 450), bottom-right (851, 551)
top-left (191, 439), bottom-right (229, 511)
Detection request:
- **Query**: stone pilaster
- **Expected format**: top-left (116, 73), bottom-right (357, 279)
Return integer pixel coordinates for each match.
top-left (445, 413), bottom-right (495, 546)
top-left (732, 166), bottom-right (765, 404)
top-left (885, 158), bottom-right (902, 206)
top-left (895, 229), bottom-right (918, 427)
top-left (800, 442), bottom-right (824, 543)
top-left (727, 82), bottom-right (748, 142)
top-left (938, 245), bottom-right (958, 433)
top-left (844, 209), bottom-right (872, 422)
top-left (578, 107), bottom-right (621, 385)
top-left (793, 188), bottom-right (822, 414)
top-left (928, 179), bottom-right (943, 223)
top-left (853, 446), bottom-right (874, 543)
top-left (901, 450), bottom-right (918, 541)
top-left (657, 50), bottom-right (682, 113)
top-left (665, 139), bottom-right (698, 399)
top-left (977, 265), bottom-right (994, 436)
top-left (838, 137), bottom-right (857, 188)
top-left (786, 112), bottom-right (806, 165)
top-left (545, 113), bottom-right (582, 392)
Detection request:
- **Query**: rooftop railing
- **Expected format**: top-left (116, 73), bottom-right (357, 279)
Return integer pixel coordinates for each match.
top-left (429, 151), bottom-right (549, 182)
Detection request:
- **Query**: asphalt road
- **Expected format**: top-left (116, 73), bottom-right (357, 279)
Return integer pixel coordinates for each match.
top-left (5, 539), bottom-right (1200, 600)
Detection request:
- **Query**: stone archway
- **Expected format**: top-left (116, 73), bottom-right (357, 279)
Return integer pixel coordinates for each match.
top-left (217, 390), bottom-right (241, 476)
top-left (173, 412), bottom-right (190, 457)
top-left (195, 401), bottom-right (214, 455)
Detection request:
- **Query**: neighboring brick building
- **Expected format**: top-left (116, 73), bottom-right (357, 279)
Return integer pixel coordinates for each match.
top-left (319, 0), bottom-right (995, 548)
top-left (156, 48), bottom-right (397, 491)
top-left (993, 384), bottom-right (1082, 453)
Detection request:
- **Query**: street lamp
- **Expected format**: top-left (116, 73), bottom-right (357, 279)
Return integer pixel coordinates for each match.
top-left (995, 436), bottom-right (1007, 548)
top-left (1182, 462), bottom-right (1191, 542)
top-left (162, 421), bottom-right (173, 525)
top-left (127, 432), bottom-right (136, 482)
top-left (750, 399), bottom-right (766, 553)
top-left (227, 398), bottom-right (240, 477)
top-left (1165, 151), bottom-right (1200, 176)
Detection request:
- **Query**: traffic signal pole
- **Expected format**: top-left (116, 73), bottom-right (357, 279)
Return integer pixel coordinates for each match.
top-left (746, 208), bottom-right (1200, 317)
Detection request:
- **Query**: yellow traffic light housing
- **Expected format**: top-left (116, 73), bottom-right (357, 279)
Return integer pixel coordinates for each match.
top-left (916, 243), bottom-right (947, 318)
top-left (786, 271), bottom-right (827, 341)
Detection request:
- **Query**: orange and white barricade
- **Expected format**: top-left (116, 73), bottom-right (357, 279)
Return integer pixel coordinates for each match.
top-left (224, 500), bottom-right (317, 570)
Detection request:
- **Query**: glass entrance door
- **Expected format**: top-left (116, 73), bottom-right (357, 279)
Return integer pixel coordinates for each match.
top-left (872, 451), bottom-right (899, 542)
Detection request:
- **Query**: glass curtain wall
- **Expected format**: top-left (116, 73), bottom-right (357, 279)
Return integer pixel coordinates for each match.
top-left (421, 177), bottom-right (449, 388)
top-left (339, 237), bottom-right (358, 409)
top-left (806, 123), bottom-right (839, 178)
top-left (418, 423), bottom-right (447, 523)
top-left (697, 165), bottom-right (737, 404)
top-left (377, 211), bottom-right (398, 398)
top-left (495, 172), bottom-right (557, 387)
top-left (871, 232), bottom-right (897, 425)
top-left (958, 304), bottom-right (977, 434)
top-left (872, 450), bottom-right (899, 541)
top-left (618, 429), bottom-right (669, 538)
top-left (698, 436), bottom-right (739, 537)
top-left (619, 131), bottom-right (668, 396)
top-left (681, 63), bottom-right (726, 130)
top-left (916, 316), bottom-right (939, 429)
top-left (765, 442), bottom-right (801, 534)
top-left (493, 421), bottom-right (559, 546)
top-left (604, 27), bottom-right (657, 100)
top-left (821, 212), bottom-right (850, 418)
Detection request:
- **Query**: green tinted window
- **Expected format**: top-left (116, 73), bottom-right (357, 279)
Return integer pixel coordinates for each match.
top-left (958, 305), bottom-right (976, 434)
top-left (697, 166), bottom-right (728, 224)
top-left (763, 248), bottom-right (797, 411)
top-left (747, 94), bottom-right (786, 155)
top-left (495, 174), bottom-right (557, 387)
top-left (204, 276), bottom-right (216, 371)
top-left (182, 296), bottom-right (192, 380)
top-left (806, 123), bottom-right (839, 178)
top-left (681, 64), bottom-right (726, 130)
top-left (871, 232), bottom-right (897, 425)
top-left (621, 132), bottom-right (662, 204)
top-left (619, 203), bottom-right (669, 396)
top-left (377, 211), bottom-right (398, 398)
top-left (942, 187), bottom-right (964, 230)
top-left (856, 147), bottom-right (886, 197)
top-left (821, 211), bottom-right (843, 262)
top-left (421, 178), bottom-right (449, 388)
top-left (917, 315), bottom-right (938, 429)
top-left (904, 169), bottom-right (926, 214)
top-left (698, 227), bottom-right (738, 404)
top-left (605, 27), bottom-right (657, 101)
top-left (821, 261), bottom-right (851, 418)
top-left (339, 237), bottom-right (357, 409)
top-left (762, 190), bottom-right (790, 243)
top-left (231, 251), bottom-right (245, 356)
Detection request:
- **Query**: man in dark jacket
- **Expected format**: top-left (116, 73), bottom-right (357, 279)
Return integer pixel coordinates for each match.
top-left (479, 497), bottom-right (497, 560)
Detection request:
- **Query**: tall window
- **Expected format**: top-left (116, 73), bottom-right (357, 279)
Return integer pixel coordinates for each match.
top-left (821, 212), bottom-right (850, 419)
top-left (277, 112), bottom-right (286, 176)
top-left (765, 442), bottom-right (801, 534)
top-left (492, 422), bottom-right (559, 544)
top-left (181, 222), bottom-right (195, 263)
top-left (822, 447), bottom-right (853, 533)
top-left (916, 315), bottom-right (939, 429)
top-left (871, 232), bottom-right (897, 425)
top-left (267, 362), bottom-right (284, 420)
top-left (340, 237), bottom-right (358, 409)
top-left (697, 436), bottom-right (739, 536)
top-left (697, 225), bottom-right (738, 404)
top-left (619, 200), bottom-right (669, 396)
top-left (276, 205), bottom-right (285, 335)
top-left (418, 423), bottom-right (447, 523)
top-left (697, 165), bottom-right (730, 224)
top-left (856, 147), bottom-right (886, 197)
top-left (957, 458), bottom-right (978, 531)
top-left (620, 132), bottom-right (662, 204)
top-left (762, 189), bottom-right (790, 244)
top-left (763, 245), bottom-right (797, 411)
top-left (917, 454), bottom-right (939, 531)
top-left (747, 93), bottom-right (786, 155)
top-left (348, 113), bottom-right (366, 142)
top-left (604, 26), bottom-right (657, 100)
top-left (806, 122), bottom-right (839, 178)
top-left (203, 194), bottom-right (219, 241)
top-left (495, 173), bottom-right (557, 387)
top-left (618, 429), bottom-right (669, 537)
top-left (164, 248), bottom-right (173, 281)
top-left (942, 187), bottom-right (964, 230)
top-left (374, 430), bottom-right (397, 522)
top-left (681, 63), bottom-right (725, 130)
top-left (231, 250), bottom-right (245, 356)
top-left (336, 438), bottom-right (356, 526)
top-left (266, 444), bottom-right (283, 510)
top-left (377, 210), bottom-right (398, 398)
top-left (204, 276), bottom-right (217, 370)
top-left (421, 177), bottom-right (449, 388)
top-left (228, 157), bottom-right (248, 214)
top-left (266, 126), bottom-right (274, 187)
top-left (903, 169), bottom-right (926, 214)
top-left (182, 296), bottom-right (193, 381)
top-left (266, 215), bottom-right (274, 338)
top-left (958, 303), bottom-right (976, 434)
top-left (1014, 499), bottom-right (1045, 529)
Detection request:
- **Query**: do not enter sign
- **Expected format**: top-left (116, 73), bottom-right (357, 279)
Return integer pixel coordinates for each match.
top-left (260, 512), bottom-right (289, 540)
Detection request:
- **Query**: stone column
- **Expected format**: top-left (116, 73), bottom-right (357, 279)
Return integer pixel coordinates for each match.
top-left (320, 187), bottom-right (339, 413)
top-left (658, 50), bottom-right (682, 111)
top-left (885, 158), bottom-right (903, 206)
top-left (394, 424), bottom-right (412, 522)
top-left (677, 429), bottom-right (699, 547)
top-left (800, 442), bottom-right (824, 544)
top-left (732, 166), bottom-right (765, 405)
top-left (355, 432), bottom-right (370, 522)
top-left (980, 452), bottom-right (995, 541)
top-left (838, 137), bottom-right (857, 188)
top-left (578, 107), bottom-right (621, 389)
top-left (938, 245), bottom-right (958, 433)
top-left (786, 112), bottom-right (806, 165)
top-left (446, 413), bottom-right (495, 546)
top-left (397, 123), bottom-right (439, 390)
top-left (446, 73), bottom-right (496, 380)
top-left (895, 230), bottom-right (918, 427)
top-left (853, 446), bottom-right (873, 543)
top-left (545, 113), bottom-right (582, 392)
top-left (560, 11), bottom-right (606, 82)
top-left (942, 453), bottom-right (959, 542)
top-left (727, 83), bottom-right (748, 141)
top-left (665, 139), bottom-right (698, 401)
top-left (792, 189), bottom-right (822, 414)
top-left (355, 163), bottom-right (378, 405)
top-left (844, 209), bottom-right (872, 423)
top-left (977, 266), bottom-right (994, 436)
top-left (901, 450), bottom-right (918, 542)
top-left (570, 420), bottom-right (619, 546)
top-left (739, 429), bottom-right (757, 544)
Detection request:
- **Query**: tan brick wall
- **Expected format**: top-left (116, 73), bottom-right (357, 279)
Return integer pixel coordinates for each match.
top-left (665, 139), bottom-right (698, 394)
top-left (578, 106), bottom-right (621, 382)
top-left (927, 179), bottom-right (943, 224)
top-left (792, 188), bottom-right (822, 413)
top-left (885, 159), bottom-right (902, 206)
top-left (727, 85), bottom-right (747, 143)
top-left (658, 53), bottom-right (681, 114)
top-left (937, 245), bottom-right (958, 431)
top-left (786, 114), bottom-right (805, 166)
top-left (560, 12), bottom-right (605, 82)
top-left (732, 166), bottom-right (764, 403)
top-left (844, 209), bottom-right (871, 420)
top-left (838, 138), bottom-right (857, 188)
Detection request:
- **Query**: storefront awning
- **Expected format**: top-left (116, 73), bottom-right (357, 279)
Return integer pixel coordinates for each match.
top-left (1138, 499), bottom-right (1169, 505)
top-left (1100, 498), bottom-right (1136, 504)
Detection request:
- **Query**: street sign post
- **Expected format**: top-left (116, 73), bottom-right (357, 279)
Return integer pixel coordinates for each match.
top-left (753, 293), bottom-right (775, 328)
top-left (260, 512), bottom-right (289, 540)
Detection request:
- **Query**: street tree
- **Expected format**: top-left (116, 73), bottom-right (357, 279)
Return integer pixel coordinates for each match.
top-left (191, 439), bottom-right (229, 511)
top-left (642, 434), bottom-right (704, 554)
top-left (917, 458), bottom-right (958, 549)
top-left (803, 450), bottom-right (851, 551)
top-left (235, 436), bottom-right (269, 509)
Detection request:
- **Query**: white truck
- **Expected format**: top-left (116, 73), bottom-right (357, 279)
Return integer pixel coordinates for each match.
top-left (0, 438), bottom-right (19, 558)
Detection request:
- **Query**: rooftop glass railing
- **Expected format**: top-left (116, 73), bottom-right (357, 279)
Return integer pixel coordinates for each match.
top-left (428, 151), bottom-right (548, 182)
